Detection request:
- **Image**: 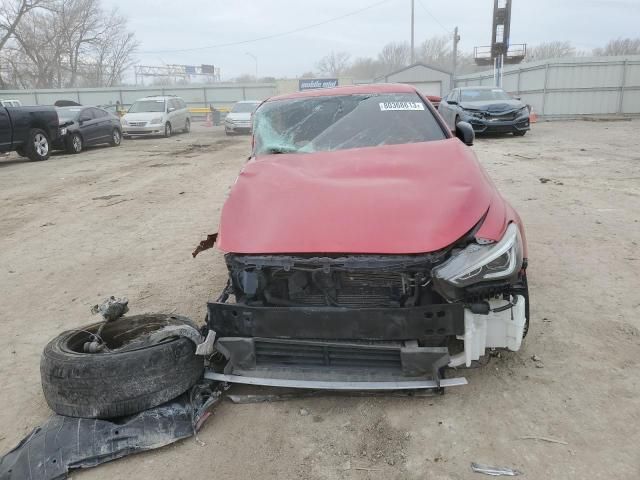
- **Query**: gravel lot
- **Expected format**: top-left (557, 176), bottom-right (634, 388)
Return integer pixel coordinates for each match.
top-left (0, 121), bottom-right (638, 479)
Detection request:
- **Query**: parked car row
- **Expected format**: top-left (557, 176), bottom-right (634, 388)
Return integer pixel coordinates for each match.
top-left (0, 95), bottom-right (195, 160)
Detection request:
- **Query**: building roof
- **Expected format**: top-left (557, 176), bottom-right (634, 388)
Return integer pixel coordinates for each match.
top-left (377, 62), bottom-right (453, 82)
top-left (268, 83), bottom-right (418, 102)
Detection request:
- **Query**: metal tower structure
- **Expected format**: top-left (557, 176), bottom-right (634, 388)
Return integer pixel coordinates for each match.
top-left (473, 0), bottom-right (526, 86)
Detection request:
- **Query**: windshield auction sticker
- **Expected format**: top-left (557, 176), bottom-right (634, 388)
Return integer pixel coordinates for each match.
top-left (379, 102), bottom-right (425, 111)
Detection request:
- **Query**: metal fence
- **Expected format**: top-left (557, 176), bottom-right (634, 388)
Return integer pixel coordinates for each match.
top-left (455, 55), bottom-right (640, 118)
top-left (0, 83), bottom-right (278, 111)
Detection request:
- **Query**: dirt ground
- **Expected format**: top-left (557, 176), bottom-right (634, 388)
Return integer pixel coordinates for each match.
top-left (0, 121), bottom-right (638, 479)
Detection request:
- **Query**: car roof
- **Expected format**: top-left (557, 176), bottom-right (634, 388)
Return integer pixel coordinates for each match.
top-left (237, 100), bottom-right (262, 104)
top-left (268, 83), bottom-right (419, 102)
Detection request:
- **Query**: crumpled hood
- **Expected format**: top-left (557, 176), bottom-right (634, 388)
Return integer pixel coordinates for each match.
top-left (217, 139), bottom-right (499, 254)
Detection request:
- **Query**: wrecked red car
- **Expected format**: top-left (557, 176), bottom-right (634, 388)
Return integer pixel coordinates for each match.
top-left (205, 84), bottom-right (529, 390)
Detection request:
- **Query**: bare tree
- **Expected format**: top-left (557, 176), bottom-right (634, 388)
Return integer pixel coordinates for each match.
top-left (593, 37), bottom-right (640, 56)
top-left (2, 0), bottom-right (137, 88)
top-left (316, 51), bottom-right (351, 77)
top-left (377, 41), bottom-right (410, 74)
top-left (526, 41), bottom-right (575, 62)
top-left (89, 9), bottom-right (138, 86)
top-left (0, 0), bottom-right (48, 51)
top-left (346, 57), bottom-right (382, 80)
top-left (417, 35), bottom-right (451, 70)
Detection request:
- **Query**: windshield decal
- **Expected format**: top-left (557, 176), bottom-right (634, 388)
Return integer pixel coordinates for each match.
top-left (379, 102), bottom-right (425, 111)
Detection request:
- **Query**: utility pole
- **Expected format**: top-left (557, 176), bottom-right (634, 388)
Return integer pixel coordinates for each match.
top-left (410, 0), bottom-right (415, 64)
top-left (246, 52), bottom-right (258, 81)
top-left (452, 26), bottom-right (460, 79)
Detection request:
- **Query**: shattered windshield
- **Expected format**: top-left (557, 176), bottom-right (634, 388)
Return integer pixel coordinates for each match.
top-left (253, 93), bottom-right (446, 155)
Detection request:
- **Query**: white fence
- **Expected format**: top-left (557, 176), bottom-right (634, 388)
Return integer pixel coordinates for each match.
top-left (0, 83), bottom-right (277, 110)
top-left (455, 55), bottom-right (640, 118)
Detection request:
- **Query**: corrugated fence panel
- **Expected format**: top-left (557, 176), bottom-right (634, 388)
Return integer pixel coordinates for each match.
top-left (622, 90), bottom-right (640, 114)
top-left (519, 67), bottom-right (546, 92)
top-left (625, 63), bottom-right (640, 86)
top-left (78, 90), bottom-right (120, 105)
top-left (120, 89), bottom-right (164, 104)
top-left (455, 56), bottom-right (640, 117)
top-left (547, 63), bottom-right (623, 89)
top-left (545, 90), bottom-right (620, 115)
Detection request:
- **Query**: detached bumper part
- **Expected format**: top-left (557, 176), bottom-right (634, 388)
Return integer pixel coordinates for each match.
top-left (211, 337), bottom-right (465, 389)
top-left (449, 295), bottom-right (527, 367)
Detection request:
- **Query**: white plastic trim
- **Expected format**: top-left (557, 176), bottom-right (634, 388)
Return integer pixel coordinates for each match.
top-left (449, 295), bottom-right (526, 367)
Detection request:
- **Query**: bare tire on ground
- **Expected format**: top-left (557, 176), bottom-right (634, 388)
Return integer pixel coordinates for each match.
top-left (40, 314), bottom-right (204, 419)
top-left (25, 128), bottom-right (51, 161)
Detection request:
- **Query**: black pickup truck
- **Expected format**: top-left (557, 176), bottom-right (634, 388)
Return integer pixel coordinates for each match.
top-left (0, 105), bottom-right (60, 161)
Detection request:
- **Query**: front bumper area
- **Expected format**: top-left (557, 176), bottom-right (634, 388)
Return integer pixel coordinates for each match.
top-left (463, 114), bottom-right (530, 134)
top-left (224, 121), bottom-right (252, 133)
top-left (122, 124), bottom-right (164, 135)
top-left (206, 295), bottom-right (526, 388)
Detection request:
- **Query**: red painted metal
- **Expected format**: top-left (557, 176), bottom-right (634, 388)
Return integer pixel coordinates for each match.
top-left (217, 138), bottom-right (522, 254)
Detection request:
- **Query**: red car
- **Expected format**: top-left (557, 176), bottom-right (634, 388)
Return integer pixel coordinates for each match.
top-left (205, 84), bottom-right (529, 390)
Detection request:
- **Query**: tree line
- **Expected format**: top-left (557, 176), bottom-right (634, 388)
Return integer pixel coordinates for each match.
top-left (310, 37), bottom-right (640, 79)
top-left (0, 0), bottom-right (138, 89)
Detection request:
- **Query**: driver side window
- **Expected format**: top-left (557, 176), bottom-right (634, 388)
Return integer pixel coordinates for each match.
top-left (79, 109), bottom-right (93, 121)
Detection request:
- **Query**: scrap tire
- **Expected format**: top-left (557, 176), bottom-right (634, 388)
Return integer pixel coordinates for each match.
top-left (40, 314), bottom-right (204, 419)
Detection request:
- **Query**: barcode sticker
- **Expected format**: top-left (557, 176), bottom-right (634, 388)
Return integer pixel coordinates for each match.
top-left (379, 101), bottom-right (425, 111)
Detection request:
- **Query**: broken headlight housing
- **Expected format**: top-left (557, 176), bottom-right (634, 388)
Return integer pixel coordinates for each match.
top-left (432, 223), bottom-right (523, 289)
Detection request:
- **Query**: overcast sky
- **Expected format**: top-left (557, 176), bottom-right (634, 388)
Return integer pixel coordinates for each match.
top-left (102, 0), bottom-right (640, 80)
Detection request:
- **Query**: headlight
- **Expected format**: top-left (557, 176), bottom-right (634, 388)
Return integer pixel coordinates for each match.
top-left (150, 117), bottom-right (162, 124)
top-left (517, 106), bottom-right (529, 117)
top-left (432, 223), bottom-right (523, 288)
top-left (59, 127), bottom-right (67, 136)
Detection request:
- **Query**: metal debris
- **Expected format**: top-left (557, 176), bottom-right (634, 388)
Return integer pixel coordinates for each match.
top-left (192, 232), bottom-right (218, 258)
top-left (471, 463), bottom-right (522, 476)
top-left (0, 382), bottom-right (223, 480)
top-left (519, 435), bottom-right (568, 445)
top-left (90, 296), bottom-right (129, 321)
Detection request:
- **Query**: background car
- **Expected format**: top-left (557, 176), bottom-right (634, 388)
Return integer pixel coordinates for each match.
top-left (224, 100), bottom-right (261, 135)
top-left (121, 96), bottom-right (190, 138)
top-left (439, 86), bottom-right (530, 136)
top-left (54, 106), bottom-right (122, 154)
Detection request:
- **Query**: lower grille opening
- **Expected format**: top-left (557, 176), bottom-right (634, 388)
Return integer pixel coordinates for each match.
top-left (254, 340), bottom-right (402, 370)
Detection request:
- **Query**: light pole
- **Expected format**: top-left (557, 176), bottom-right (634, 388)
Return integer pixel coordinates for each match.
top-left (246, 52), bottom-right (258, 81)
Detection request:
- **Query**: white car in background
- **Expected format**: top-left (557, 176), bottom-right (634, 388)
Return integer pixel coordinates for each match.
top-left (121, 96), bottom-right (191, 138)
top-left (224, 100), bottom-right (261, 135)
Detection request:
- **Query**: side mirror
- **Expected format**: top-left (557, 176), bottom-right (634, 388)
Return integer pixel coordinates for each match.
top-left (455, 121), bottom-right (475, 146)
top-left (168, 107), bottom-right (176, 113)
top-left (447, 99), bottom-right (458, 105)
top-left (513, 96), bottom-right (522, 101)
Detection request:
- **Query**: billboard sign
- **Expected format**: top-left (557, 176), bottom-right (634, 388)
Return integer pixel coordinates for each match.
top-left (298, 78), bottom-right (339, 91)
